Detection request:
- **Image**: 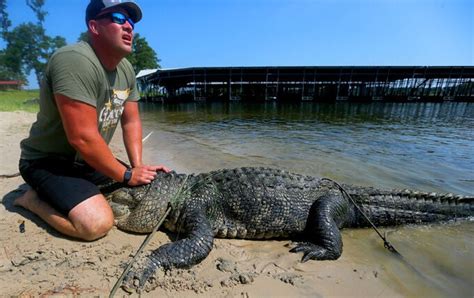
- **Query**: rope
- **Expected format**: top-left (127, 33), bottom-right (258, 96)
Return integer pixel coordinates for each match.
top-left (109, 175), bottom-right (189, 297)
top-left (109, 205), bottom-right (171, 297)
top-left (320, 178), bottom-right (455, 291)
top-left (142, 131), bottom-right (154, 143)
top-left (321, 178), bottom-right (400, 255)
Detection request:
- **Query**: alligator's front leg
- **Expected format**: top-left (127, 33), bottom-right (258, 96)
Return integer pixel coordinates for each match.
top-left (291, 193), bottom-right (354, 262)
top-left (122, 209), bottom-right (214, 292)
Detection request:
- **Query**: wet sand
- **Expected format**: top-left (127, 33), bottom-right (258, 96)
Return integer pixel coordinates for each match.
top-left (0, 111), bottom-right (471, 297)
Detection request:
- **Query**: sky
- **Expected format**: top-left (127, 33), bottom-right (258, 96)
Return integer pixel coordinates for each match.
top-left (2, 0), bottom-right (473, 88)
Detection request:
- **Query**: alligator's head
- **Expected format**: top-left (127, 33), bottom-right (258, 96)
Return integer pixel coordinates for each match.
top-left (106, 171), bottom-right (186, 233)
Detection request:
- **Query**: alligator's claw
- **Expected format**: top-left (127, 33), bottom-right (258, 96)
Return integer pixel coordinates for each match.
top-left (289, 242), bottom-right (333, 261)
top-left (121, 257), bottom-right (159, 293)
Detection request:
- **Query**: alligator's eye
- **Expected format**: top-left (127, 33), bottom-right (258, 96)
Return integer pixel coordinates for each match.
top-left (109, 190), bottom-right (136, 206)
top-left (109, 201), bottom-right (130, 218)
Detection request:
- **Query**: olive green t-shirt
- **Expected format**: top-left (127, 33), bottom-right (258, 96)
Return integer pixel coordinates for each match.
top-left (20, 41), bottom-right (140, 160)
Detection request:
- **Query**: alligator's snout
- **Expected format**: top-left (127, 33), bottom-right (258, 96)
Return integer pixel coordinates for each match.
top-left (109, 201), bottom-right (131, 224)
top-left (105, 184), bottom-right (172, 234)
top-left (106, 189), bottom-right (137, 226)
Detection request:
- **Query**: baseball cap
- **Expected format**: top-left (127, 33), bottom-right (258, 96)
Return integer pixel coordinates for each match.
top-left (86, 0), bottom-right (142, 24)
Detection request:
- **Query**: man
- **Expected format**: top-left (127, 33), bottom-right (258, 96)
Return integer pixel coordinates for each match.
top-left (14, 0), bottom-right (169, 241)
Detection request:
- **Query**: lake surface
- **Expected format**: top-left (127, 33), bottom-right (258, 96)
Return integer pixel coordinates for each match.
top-left (139, 101), bottom-right (473, 297)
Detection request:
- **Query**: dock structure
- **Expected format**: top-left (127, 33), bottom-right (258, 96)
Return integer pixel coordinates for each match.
top-left (136, 66), bottom-right (474, 102)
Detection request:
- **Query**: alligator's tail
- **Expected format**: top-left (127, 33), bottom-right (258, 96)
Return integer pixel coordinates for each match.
top-left (341, 185), bottom-right (474, 227)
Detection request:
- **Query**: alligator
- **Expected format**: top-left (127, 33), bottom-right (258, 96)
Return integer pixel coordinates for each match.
top-left (104, 167), bottom-right (473, 292)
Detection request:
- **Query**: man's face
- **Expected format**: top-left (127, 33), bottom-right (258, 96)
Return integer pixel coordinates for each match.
top-left (94, 7), bottom-right (134, 55)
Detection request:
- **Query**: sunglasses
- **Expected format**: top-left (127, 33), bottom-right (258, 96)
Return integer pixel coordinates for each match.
top-left (98, 12), bottom-right (135, 29)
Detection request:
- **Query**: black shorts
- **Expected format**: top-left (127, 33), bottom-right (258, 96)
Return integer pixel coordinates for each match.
top-left (19, 157), bottom-right (113, 216)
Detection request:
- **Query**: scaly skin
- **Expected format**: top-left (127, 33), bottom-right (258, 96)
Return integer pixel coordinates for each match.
top-left (104, 167), bottom-right (473, 292)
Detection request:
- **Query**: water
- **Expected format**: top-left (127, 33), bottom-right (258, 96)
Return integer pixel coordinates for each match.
top-left (141, 102), bottom-right (473, 195)
top-left (139, 101), bottom-right (474, 296)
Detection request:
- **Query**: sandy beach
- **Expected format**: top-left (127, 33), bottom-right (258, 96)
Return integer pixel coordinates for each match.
top-left (0, 111), bottom-right (449, 296)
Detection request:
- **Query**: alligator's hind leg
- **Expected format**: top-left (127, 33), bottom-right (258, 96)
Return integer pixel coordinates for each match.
top-left (122, 209), bottom-right (214, 292)
top-left (290, 193), bottom-right (354, 262)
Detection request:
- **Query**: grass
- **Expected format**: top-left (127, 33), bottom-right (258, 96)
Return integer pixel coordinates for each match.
top-left (0, 89), bottom-right (40, 112)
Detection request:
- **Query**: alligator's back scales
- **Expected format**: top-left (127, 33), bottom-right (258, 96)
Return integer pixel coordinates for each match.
top-left (105, 167), bottom-right (473, 292)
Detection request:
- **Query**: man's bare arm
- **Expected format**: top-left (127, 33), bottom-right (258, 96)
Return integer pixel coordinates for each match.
top-left (55, 93), bottom-right (127, 182)
top-left (121, 101), bottom-right (143, 167)
top-left (121, 101), bottom-right (171, 176)
top-left (56, 94), bottom-right (168, 185)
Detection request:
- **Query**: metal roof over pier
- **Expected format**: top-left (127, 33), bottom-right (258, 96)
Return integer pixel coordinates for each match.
top-left (137, 66), bottom-right (474, 102)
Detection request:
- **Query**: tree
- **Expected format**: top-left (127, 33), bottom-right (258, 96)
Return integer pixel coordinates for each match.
top-left (0, 0), bottom-right (66, 85)
top-left (3, 23), bottom-right (65, 84)
top-left (0, 50), bottom-right (24, 81)
top-left (26, 0), bottom-right (47, 24)
top-left (78, 31), bottom-right (161, 73)
top-left (0, 0), bottom-right (15, 80)
top-left (77, 31), bottom-right (89, 43)
top-left (0, 0), bottom-right (10, 38)
top-left (127, 33), bottom-right (161, 72)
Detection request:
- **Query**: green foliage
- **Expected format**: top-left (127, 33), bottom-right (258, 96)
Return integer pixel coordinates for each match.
top-left (77, 31), bottom-right (89, 43)
top-left (3, 22), bottom-right (66, 84)
top-left (0, 0), bottom-right (65, 85)
top-left (0, 89), bottom-right (40, 112)
top-left (26, 0), bottom-right (47, 24)
top-left (0, 0), bottom-right (10, 37)
top-left (127, 33), bottom-right (161, 72)
top-left (0, 50), bottom-right (25, 81)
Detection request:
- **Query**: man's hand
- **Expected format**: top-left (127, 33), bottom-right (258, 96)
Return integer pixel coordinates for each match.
top-left (128, 164), bottom-right (171, 186)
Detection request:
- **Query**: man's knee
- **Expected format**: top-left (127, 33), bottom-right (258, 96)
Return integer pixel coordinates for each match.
top-left (79, 216), bottom-right (114, 241)
top-left (69, 195), bottom-right (115, 241)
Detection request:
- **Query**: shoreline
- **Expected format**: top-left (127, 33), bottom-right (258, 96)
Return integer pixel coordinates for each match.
top-left (0, 110), bottom-right (467, 296)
